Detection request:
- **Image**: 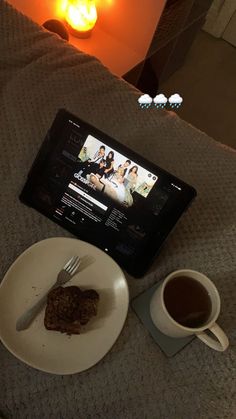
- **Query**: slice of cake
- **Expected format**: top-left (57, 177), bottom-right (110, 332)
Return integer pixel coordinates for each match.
top-left (44, 286), bottom-right (99, 334)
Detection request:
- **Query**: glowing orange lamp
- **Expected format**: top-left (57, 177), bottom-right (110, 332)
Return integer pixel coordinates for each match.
top-left (64, 0), bottom-right (97, 38)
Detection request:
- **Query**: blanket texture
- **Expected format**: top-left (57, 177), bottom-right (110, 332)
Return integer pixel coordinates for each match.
top-left (0, 1), bottom-right (236, 418)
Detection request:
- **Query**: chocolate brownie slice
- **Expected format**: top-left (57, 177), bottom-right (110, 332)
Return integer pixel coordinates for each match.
top-left (44, 286), bottom-right (99, 334)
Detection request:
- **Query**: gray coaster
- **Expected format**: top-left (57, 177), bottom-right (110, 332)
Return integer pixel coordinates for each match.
top-left (131, 281), bottom-right (195, 357)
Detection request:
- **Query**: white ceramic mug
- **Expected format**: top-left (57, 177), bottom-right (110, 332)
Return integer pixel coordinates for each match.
top-left (150, 269), bottom-right (229, 351)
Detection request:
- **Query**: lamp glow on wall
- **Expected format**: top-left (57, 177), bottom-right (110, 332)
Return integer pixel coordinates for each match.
top-left (63, 0), bottom-right (98, 38)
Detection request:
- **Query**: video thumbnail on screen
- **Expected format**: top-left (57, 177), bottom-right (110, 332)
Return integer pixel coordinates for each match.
top-left (74, 135), bottom-right (158, 207)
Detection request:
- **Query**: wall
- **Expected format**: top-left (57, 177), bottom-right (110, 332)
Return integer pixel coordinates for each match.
top-left (96, 0), bottom-right (167, 58)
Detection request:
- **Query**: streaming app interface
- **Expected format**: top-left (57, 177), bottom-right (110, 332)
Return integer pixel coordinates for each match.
top-left (31, 118), bottom-right (181, 260)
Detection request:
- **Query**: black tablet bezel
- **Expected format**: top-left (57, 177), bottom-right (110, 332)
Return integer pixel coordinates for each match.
top-left (20, 109), bottom-right (196, 277)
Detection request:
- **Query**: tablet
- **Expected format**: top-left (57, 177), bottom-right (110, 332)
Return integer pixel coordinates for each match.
top-left (20, 109), bottom-right (196, 277)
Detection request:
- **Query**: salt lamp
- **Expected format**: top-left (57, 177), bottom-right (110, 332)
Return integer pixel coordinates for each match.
top-left (64, 0), bottom-right (97, 38)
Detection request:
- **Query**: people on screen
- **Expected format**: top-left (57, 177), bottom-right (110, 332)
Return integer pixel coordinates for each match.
top-left (118, 159), bottom-right (131, 177)
top-left (126, 165), bottom-right (138, 193)
top-left (104, 151), bottom-right (115, 179)
top-left (77, 144), bottom-right (146, 206)
top-left (90, 145), bottom-right (106, 164)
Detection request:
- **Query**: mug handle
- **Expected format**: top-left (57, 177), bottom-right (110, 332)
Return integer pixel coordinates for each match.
top-left (196, 323), bottom-right (229, 352)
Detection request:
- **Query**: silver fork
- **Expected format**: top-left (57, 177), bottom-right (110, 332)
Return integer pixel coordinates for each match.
top-left (16, 256), bottom-right (81, 332)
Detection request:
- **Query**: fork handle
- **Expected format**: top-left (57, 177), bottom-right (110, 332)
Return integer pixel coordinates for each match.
top-left (16, 292), bottom-right (49, 331)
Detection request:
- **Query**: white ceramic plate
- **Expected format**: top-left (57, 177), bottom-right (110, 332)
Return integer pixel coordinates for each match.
top-left (0, 237), bottom-right (129, 375)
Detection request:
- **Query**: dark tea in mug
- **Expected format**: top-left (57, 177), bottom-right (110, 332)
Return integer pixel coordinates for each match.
top-left (163, 276), bottom-right (212, 328)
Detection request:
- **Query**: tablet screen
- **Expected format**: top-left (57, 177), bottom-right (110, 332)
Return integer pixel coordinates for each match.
top-left (20, 109), bottom-right (196, 277)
